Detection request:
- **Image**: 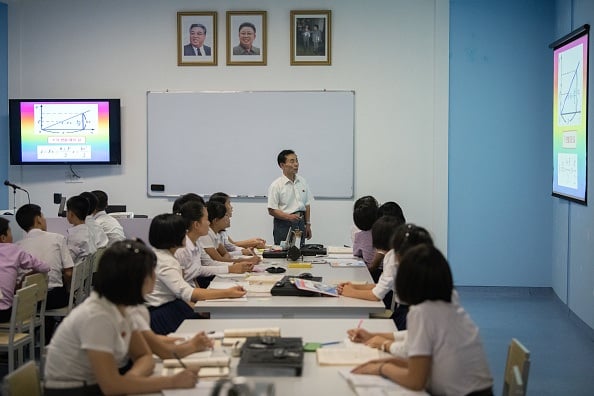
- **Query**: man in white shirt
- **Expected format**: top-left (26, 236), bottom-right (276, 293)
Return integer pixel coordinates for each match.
top-left (91, 190), bottom-right (126, 246)
top-left (66, 196), bottom-right (97, 267)
top-left (267, 149), bottom-right (313, 245)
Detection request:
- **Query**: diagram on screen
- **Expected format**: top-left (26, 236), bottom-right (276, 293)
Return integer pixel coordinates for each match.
top-left (34, 103), bottom-right (98, 134)
top-left (557, 44), bottom-right (583, 127)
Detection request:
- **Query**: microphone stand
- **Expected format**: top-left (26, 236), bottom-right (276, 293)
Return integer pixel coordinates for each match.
top-left (8, 185), bottom-right (30, 213)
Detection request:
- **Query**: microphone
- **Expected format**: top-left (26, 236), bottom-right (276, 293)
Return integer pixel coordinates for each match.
top-left (4, 180), bottom-right (23, 190)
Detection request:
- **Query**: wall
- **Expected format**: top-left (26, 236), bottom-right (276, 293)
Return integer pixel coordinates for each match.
top-left (552, 0), bottom-right (594, 329)
top-left (449, 0), bottom-right (554, 286)
top-left (5, 0), bottom-right (449, 254)
top-left (0, 2), bottom-right (7, 211)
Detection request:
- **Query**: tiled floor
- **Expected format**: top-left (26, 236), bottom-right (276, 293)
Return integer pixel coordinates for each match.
top-left (457, 286), bottom-right (594, 396)
top-left (2, 287), bottom-right (593, 395)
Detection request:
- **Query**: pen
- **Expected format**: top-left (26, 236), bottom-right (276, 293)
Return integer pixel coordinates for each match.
top-left (351, 319), bottom-right (364, 341)
top-left (321, 341), bottom-right (341, 347)
top-left (173, 352), bottom-right (187, 369)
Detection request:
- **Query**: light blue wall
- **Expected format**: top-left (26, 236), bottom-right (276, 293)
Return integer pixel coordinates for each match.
top-left (552, 0), bottom-right (594, 329)
top-left (0, 3), bottom-right (7, 210)
top-left (449, 0), bottom-right (555, 286)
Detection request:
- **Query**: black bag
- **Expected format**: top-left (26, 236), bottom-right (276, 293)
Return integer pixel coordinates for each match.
top-left (237, 336), bottom-right (304, 377)
top-left (269, 275), bottom-right (323, 297)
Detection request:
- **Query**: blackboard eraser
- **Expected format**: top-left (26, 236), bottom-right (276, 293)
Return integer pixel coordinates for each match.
top-left (150, 184), bottom-right (165, 192)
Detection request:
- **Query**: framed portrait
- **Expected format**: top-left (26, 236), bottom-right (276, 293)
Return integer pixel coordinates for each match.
top-left (177, 12), bottom-right (217, 66)
top-left (226, 11), bottom-right (267, 66)
top-left (290, 10), bottom-right (332, 66)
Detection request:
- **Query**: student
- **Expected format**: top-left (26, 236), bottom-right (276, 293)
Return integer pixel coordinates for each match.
top-left (209, 192), bottom-right (266, 249)
top-left (339, 222), bottom-right (431, 330)
top-left (44, 240), bottom-right (198, 395)
top-left (198, 201), bottom-right (260, 266)
top-left (0, 217), bottom-right (50, 323)
top-left (15, 204), bottom-right (74, 311)
top-left (377, 201), bottom-right (405, 222)
top-left (351, 200), bottom-right (379, 271)
top-left (172, 193), bottom-right (205, 213)
top-left (351, 244), bottom-right (494, 396)
top-left (79, 191), bottom-right (109, 249)
top-left (174, 201), bottom-right (253, 286)
top-left (91, 190), bottom-right (126, 246)
top-left (350, 195), bottom-right (378, 242)
top-left (65, 195), bottom-right (97, 267)
top-left (145, 213), bottom-right (246, 335)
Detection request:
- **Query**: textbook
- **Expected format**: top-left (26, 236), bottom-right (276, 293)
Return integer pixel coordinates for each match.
top-left (162, 355), bottom-right (230, 370)
top-left (223, 327), bottom-right (281, 338)
top-left (328, 259), bottom-right (366, 267)
top-left (316, 347), bottom-right (381, 365)
top-left (293, 278), bottom-right (339, 297)
top-left (162, 366), bottom-right (230, 378)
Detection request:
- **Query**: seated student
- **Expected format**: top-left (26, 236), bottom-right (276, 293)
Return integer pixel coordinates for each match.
top-left (377, 201), bottom-right (405, 220)
top-left (209, 192), bottom-right (266, 249)
top-left (0, 217), bottom-right (50, 323)
top-left (351, 244), bottom-right (494, 396)
top-left (339, 222), bottom-right (432, 330)
top-left (172, 193), bottom-right (205, 213)
top-left (175, 201), bottom-right (254, 286)
top-left (352, 200), bottom-right (379, 277)
top-left (350, 195), bottom-right (378, 243)
top-left (145, 213), bottom-right (246, 335)
top-left (79, 191), bottom-right (109, 249)
top-left (65, 195), bottom-right (97, 267)
top-left (198, 201), bottom-right (260, 266)
top-left (15, 204), bottom-right (74, 312)
top-left (44, 240), bottom-right (198, 395)
top-left (91, 190), bottom-right (126, 246)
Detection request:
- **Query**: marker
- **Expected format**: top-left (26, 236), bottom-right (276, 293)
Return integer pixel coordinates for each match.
top-left (173, 352), bottom-right (187, 369)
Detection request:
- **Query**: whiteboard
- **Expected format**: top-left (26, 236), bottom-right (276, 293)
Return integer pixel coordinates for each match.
top-left (147, 91), bottom-right (354, 198)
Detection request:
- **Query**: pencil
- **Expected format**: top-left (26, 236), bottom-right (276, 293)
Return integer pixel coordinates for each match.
top-left (172, 352), bottom-right (187, 369)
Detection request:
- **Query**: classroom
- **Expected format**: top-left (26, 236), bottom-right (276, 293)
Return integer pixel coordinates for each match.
top-left (0, 0), bottom-right (593, 395)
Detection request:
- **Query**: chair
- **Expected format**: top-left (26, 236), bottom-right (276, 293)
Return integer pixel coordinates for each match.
top-left (45, 260), bottom-right (85, 320)
top-left (0, 284), bottom-right (39, 372)
top-left (502, 338), bottom-right (530, 396)
top-left (1, 360), bottom-right (42, 396)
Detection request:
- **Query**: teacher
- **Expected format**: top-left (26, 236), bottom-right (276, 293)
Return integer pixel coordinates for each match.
top-left (267, 149), bottom-right (313, 246)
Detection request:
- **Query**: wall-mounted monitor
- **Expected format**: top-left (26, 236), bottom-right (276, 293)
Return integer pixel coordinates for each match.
top-left (9, 98), bottom-right (121, 165)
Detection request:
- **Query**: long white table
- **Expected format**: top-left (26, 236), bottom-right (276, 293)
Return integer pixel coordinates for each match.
top-left (197, 259), bottom-right (386, 318)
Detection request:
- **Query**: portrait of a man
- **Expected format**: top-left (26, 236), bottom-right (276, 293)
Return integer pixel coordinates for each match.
top-left (177, 12), bottom-right (217, 66)
top-left (183, 23), bottom-right (211, 56)
top-left (227, 11), bottom-right (267, 66)
top-left (233, 22), bottom-right (260, 55)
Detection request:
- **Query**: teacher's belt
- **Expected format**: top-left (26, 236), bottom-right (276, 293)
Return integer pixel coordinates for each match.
top-left (292, 211), bottom-right (306, 217)
top-left (45, 380), bottom-right (97, 389)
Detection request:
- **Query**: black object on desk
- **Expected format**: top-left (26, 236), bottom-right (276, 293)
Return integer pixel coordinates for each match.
top-left (270, 275), bottom-right (322, 297)
top-left (301, 244), bottom-right (327, 256)
top-left (237, 336), bottom-right (304, 377)
top-left (265, 266), bottom-right (286, 274)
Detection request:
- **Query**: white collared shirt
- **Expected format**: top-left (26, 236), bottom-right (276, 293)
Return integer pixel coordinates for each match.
top-left (66, 224), bottom-right (97, 267)
top-left (372, 249), bottom-right (398, 301)
top-left (85, 216), bottom-right (109, 249)
top-left (267, 174), bottom-right (313, 214)
top-left (16, 228), bottom-right (74, 289)
top-left (93, 211), bottom-right (126, 246)
top-left (144, 248), bottom-right (195, 307)
top-left (174, 235), bottom-right (230, 282)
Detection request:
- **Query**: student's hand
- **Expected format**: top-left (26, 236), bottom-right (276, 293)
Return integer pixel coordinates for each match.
top-left (365, 336), bottom-right (391, 350)
top-left (252, 238), bottom-right (266, 249)
top-left (336, 282), bottom-right (352, 294)
top-left (351, 361), bottom-right (384, 376)
top-left (190, 332), bottom-right (214, 352)
top-left (171, 368), bottom-right (199, 388)
top-left (339, 283), bottom-right (358, 297)
top-left (229, 262), bottom-right (251, 273)
top-left (227, 285), bottom-right (247, 298)
top-left (242, 255), bottom-right (261, 266)
top-left (347, 328), bottom-right (372, 343)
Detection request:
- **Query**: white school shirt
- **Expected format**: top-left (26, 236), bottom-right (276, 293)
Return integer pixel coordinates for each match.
top-left (85, 216), bottom-right (109, 249)
top-left (66, 224), bottom-right (97, 267)
top-left (44, 292), bottom-right (134, 384)
top-left (372, 249), bottom-right (397, 301)
top-left (407, 300), bottom-right (493, 396)
top-left (267, 174), bottom-right (313, 214)
top-left (144, 248), bottom-right (195, 307)
top-left (220, 230), bottom-right (242, 256)
top-left (93, 211), bottom-right (126, 246)
top-left (16, 229), bottom-right (74, 289)
top-left (174, 236), bottom-right (230, 282)
top-left (128, 304), bottom-right (152, 332)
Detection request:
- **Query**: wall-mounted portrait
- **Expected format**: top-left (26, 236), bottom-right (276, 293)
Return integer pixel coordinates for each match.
top-left (227, 11), bottom-right (267, 66)
top-left (291, 10), bottom-right (331, 66)
top-left (177, 12), bottom-right (217, 66)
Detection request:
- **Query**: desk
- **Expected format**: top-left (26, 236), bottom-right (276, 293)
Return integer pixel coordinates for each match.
top-left (198, 259), bottom-right (385, 318)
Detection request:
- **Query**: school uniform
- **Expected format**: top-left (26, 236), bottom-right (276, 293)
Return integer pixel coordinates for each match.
top-left (352, 229), bottom-right (375, 266)
top-left (219, 230), bottom-right (243, 257)
top-left (66, 224), bottom-right (97, 267)
top-left (93, 211), bottom-right (125, 246)
top-left (85, 216), bottom-right (109, 249)
top-left (175, 235), bottom-right (230, 283)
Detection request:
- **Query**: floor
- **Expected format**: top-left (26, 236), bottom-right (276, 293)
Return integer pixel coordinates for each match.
top-left (1, 287), bottom-right (593, 395)
top-left (457, 286), bottom-right (594, 396)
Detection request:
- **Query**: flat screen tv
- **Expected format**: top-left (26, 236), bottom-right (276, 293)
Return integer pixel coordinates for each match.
top-left (9, 98), bottom-right (121, 165)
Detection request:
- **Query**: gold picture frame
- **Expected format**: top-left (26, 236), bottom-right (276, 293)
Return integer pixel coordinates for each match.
top-left (226, 11), bottom-right (267, 66)
top-left (290, 10), bottom-right (331, 66)
top-left (177, 12), bottom-right (217, 66)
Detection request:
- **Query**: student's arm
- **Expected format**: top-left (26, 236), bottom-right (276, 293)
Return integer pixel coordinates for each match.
top-left (339, 284), bottom-right (380, 301)
top-left (142, 331), bottom-right (213, 359)
top-left (368, 251), bottom-right (385, 271)
top-left (125, 330), bottom-right (155, 377)
top-left (230, 237), bottom-right (266, 249)
top-left (216, 243), bottom-right (230, 258)
top-left (204, 247), bottom-right (259, 266)
top-left (379, 356), bottom-right (431, 391)
top-left (203, 246), bottom-right (233, 262)
top-left (347, 328), bottom-right (395, 343)
top-left (62, 267), bottom-right (73, 289)
top-left (190, 285), bottom-right (246, 301)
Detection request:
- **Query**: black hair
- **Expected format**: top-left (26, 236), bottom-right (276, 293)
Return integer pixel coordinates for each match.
top-left (148, 213), bottom-right (187, 249)
top-left (79, 192), bottom-right (98, 215)
top-left (396, 244), bottom-right (453, 305)
top-left (238, 22), bottom-right (256, 34)
top-left (392, 223), bottom-right (433, 256)
top-left (353, 203), bottom-right (378, 231)
top-left (190, 23), bottom-right (207, 34)
top-left (93, 239), bottom-right (157, 305)
top-left (371, 215), bottom-right (405, 251)
top-left (179, 201), bottom-right (206, 229)
top-left (209, 192), bottom-right (230, 204)
top-left (378, 201), bottom-right (405, 223)
top-left (354, 195), bottom-right (378, 210)
top-left (172, 193), bottom-right (205, 214)
top-left (207, 200), bottom-right (227, 222)
top-left (16, 204), bottom-right (42, 232)
top-left (277, 149), bottom-right (295, 166)
top-left (92, 190), bottom-right (108, 211)
top-left (0, 217), bottom-right (9, 236)
top-left (66, 196), bottom-right (90, 221)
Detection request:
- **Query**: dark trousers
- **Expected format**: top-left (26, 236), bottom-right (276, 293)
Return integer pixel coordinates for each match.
top-left (148, 299), bottom-right (202, 335)
top-left (0, 307), bottom-right (12, 322)
top-left (45, 384), bottom-right (102, 396)
top-left (273, 214), bottom-right (306, 246)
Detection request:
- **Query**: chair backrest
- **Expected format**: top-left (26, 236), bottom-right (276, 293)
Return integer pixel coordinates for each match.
top-left (69, 260), bottom-right (86, 310)
top-left (9, 284), bottom-right (38, 335)
top-left (23, 273), bottom-right (48, 308)
top-left (502, 338), bottom-right (530, 396)
top-left (1, 360), bottom-right (42, 396)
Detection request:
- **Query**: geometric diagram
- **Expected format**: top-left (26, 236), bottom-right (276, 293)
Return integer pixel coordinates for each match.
top-left (558, 44), bottom-right (583, 127)
top-left (34, 103), bottom-right (98, 135)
